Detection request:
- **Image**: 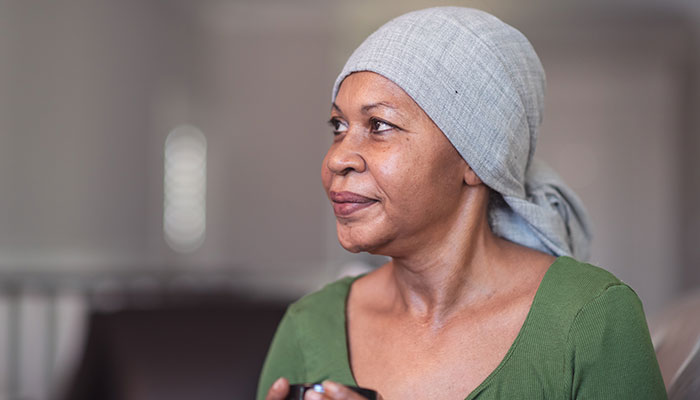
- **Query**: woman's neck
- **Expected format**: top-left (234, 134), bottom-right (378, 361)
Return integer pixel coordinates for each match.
top-left (384, 189), bottom-right (515, 328)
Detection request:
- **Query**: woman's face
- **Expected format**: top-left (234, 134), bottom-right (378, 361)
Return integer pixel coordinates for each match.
top-left (321, 72), bottom-right (469, 256)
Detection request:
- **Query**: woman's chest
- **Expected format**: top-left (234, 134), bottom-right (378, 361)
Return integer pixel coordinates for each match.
top-left (347, 308), bottom-right (528, 400)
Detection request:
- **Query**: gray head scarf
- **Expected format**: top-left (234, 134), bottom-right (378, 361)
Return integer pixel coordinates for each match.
top-left (332, 7), bottom-right (593, 259)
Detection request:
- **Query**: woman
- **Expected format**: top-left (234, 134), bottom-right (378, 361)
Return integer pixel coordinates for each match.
top-left (259, 7), bottom-right (666, 400)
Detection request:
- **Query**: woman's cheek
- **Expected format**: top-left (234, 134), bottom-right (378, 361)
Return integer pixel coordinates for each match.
top-left (372, 146), bottom-right (410, 189)
top-left (320, 153), bottom-right (333, 192)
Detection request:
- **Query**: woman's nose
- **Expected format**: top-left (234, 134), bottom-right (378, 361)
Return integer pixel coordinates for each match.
top-left (325, 134), bottom-right (367, 175)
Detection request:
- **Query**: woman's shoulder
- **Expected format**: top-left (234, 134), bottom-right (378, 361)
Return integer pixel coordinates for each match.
top-left (286, 275), bottom-right (359, 321)
top-left (257, 276), bottom-right (361, 398)
top-left (542, 256), bottom-right (630, 306)
top-left (543, 258), bottom-right (666, 398)
top-left (509, 260), bottom-right (666, 398)
top-left (277, 275), bottom-right (359, 382)
top-left (530, 256), bottom-right (643, 332)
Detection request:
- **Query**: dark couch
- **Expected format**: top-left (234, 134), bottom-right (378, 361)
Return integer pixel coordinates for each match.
top-left (62, 297), bottom-right (287, 400)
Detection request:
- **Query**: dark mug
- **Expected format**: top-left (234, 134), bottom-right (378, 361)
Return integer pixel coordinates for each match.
top-left (286, 383), bottom-right (377, 400)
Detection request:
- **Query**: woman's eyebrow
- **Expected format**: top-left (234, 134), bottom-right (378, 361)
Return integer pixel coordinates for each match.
top-left (361, 101), bottom-right (397, 113)
top-left (331, 101), bottom-right (400, 116)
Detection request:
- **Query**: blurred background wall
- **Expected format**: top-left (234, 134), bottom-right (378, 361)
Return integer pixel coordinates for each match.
top-left (0, 0), bottom-right (699, 399)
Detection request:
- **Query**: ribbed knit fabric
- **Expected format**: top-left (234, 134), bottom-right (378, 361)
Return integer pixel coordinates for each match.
top-left (257, 257), bottom-right (667, 399)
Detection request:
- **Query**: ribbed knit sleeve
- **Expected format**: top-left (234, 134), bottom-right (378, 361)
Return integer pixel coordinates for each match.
top-left (565, 284), bottom-right (667, 399)
top-left (256, 308), bottom-right (306, 400)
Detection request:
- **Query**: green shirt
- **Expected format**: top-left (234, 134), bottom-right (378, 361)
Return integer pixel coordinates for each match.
top-left (257, 257), bottom-right (667, 399)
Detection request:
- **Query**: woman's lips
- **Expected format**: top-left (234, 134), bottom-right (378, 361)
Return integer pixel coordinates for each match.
top-left (329, 191), bottom-right (378, 217)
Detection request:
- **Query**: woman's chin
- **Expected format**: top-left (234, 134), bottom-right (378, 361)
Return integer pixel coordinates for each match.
top-left (336, 228), bottom-right (393, 254)
top-left (339, 243), bottom-right (366, 254)
top-left (337, 236), bottom-right (375, 253)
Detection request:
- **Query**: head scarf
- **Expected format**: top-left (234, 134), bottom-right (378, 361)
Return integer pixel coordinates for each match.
top-left (332, 7), bottom-right (592, 259)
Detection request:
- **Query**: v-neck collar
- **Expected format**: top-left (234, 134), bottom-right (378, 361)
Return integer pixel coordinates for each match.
top-left (337, 256), bottom-right (567, 399)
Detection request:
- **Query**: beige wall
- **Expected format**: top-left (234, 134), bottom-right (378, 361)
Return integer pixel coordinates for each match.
top-left (1, 0), bottom-right (699, 311)
top-left (532, 17), bottom-right (691, 314)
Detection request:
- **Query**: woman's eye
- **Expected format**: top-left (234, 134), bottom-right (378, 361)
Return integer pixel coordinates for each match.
top-left (370, 118), bottom-right (394, 133)
top-left (328, 118), bottom-right (348, 135)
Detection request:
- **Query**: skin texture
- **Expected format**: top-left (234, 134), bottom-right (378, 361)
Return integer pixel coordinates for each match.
top-left (322, 71), bottom-right (471, 258)
top-left (266, 72), bottom-right (554, 400)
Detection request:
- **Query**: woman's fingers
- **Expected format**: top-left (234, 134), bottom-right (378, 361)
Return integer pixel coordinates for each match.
top-left (302, 381), bottom-right (369, 400)
top-left (323, 381), bottom-right (357, 399)
top-left (265, 377), bottom-right (290, 400)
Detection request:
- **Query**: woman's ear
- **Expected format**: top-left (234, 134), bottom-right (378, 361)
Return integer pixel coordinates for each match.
top-left (463, 164), bottom-right (483, 186)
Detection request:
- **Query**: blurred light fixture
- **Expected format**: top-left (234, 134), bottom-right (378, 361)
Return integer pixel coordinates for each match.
top-left (163, 125), bottom-right (207, 253)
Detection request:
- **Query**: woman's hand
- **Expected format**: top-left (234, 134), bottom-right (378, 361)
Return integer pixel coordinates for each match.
top-left (303, 381), bottom-right (382, 400)
top-left (265, 377), bottom-right (290, 400)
